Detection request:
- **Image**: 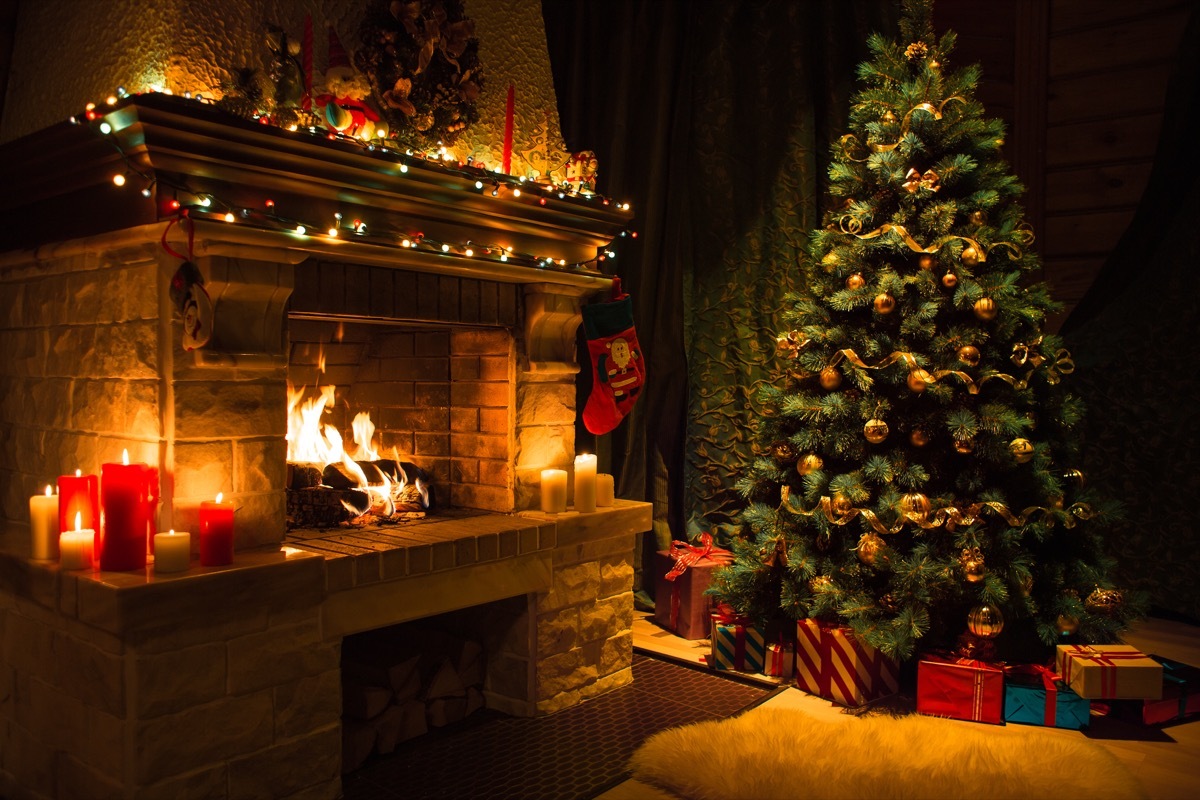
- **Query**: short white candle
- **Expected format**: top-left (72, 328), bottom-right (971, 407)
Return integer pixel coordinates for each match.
top-left (154, 529), bottom-right (191, 573)
top-left (574, 454), bottom-right (597, 513)
top-left (29, 484), bottom-right (59, 560)
top-left (59, 512), bottom-right (94, 570)
top-left (540, 469), bottom-right (568, 513)
top-left (596, 473), bottom-right (615, 507)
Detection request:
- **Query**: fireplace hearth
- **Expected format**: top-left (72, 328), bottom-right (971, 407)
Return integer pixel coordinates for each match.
top-left (0, 94), bottom-right (650, 800)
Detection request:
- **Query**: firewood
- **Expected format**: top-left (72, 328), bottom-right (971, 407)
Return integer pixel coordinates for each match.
top-left (422, 657), bottom-right (466, 700)
top-left (426, 696), bottom-right (467, 728)
top-left (457, 640), bottom-right (484, 688)
top-left (343, 651), bottom-right (422, 701)
top-left (341, 718), bottom-right (378, 773)
top-left (342, 681), bottom-right (393, 721)
top-left (287, 462), bottom-right (324, 490)
top-left (372, 703), bottom-right (407, 755)
top-left (465, 686), bottom-right (485, 716)
top-left (322, 462), bottom-right (366, 490)
top-left (395, 699), bottom-right (428, 744)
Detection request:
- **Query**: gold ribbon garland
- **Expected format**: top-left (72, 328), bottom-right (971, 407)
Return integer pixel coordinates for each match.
top-left (837, 221), bottom-right (996, 267)
top-left (1010, 336), bottom-right (1075, 385)
top-left (826, 341), bottom-right (1074, 394)
top-left (839, 96), bottom-right (968, 161)
top-left (780, 486), bottom-right (1094, 536)
top-left (903, 168), bottom-right (941, 193)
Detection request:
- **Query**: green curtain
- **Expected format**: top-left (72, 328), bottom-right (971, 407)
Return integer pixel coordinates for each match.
top-left (543, 0), bottom-right (897, 598)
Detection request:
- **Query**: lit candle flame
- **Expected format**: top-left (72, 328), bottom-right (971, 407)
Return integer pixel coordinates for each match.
top-left (216, 492), bottom-right (224, 503)
top-left (75, 512), bottom-right (82, 533)
top-left (169, 529), bottom-right (175, 535)
top-left (75, 468), bottom-right (82, 477)
top-left (122, 449), bottom-right (129, 466)
top-left (44, 484), bottom-right (52, 497)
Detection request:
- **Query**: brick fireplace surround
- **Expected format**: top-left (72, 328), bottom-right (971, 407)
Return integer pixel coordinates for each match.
top-left (0, 95), bottom-right (649, 798)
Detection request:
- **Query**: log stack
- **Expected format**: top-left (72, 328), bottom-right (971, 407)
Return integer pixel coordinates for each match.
top-left (340, 625), bottom-right (486, 773)
top-left (286, 459), bottom-right (436, 530)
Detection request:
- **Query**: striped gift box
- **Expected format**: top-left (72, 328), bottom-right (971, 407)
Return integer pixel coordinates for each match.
top-left (711, 619), bottom-right (766, 673)
top-left (795, 619), bottom-right (899, 707)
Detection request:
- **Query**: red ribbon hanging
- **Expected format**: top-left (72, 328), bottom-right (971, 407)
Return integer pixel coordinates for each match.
top-left (161, 214), bottom-right (194, 262)
top-left (1007, 663), bottom-right (1060, 726)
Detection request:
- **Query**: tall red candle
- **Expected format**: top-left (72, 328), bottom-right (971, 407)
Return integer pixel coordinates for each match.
top-left (58, 469), bottom-right (99, 552)
top-left (199, 494), bottom-right (235, 566)
top-left (502, 83), bottom-right (514, 175)
top-left (100, 452), bottom-right (158, 571)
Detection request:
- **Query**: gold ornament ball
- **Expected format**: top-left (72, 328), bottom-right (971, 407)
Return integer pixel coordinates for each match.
top-left (910, 429), bottom-right (930, 447)
top-left (797, 454), bottom-right (824, 475)
top-left (1009, 438), bottom-right (1035, 464)
top-left (879, 593), bottom-right (900, 613)
top-left (961, 245), bottom-right (980, 267)
top-left (873, 292), bottom-right (896, 314)
top-left (907, 368), bottom-right (935, 393)
top-left (857, 533), bottom-right (885, 566)
top-left (846, 273), bottom-right (866, 290)
top-left (831, 494), bottom-right (854, 515)
top-left (1056, 614), bottom-right (1080, 635)
top-left (941, 272), bottom-right (958, 289)
top-left (900, 492), bottom-right (931, 520)
top-left (918, 254), bottom-right (935, 271)
top-left (969, 210), bottom-right (986, 226)
top-left (809, 575), bottom-right (833, 593)
top-left (1085, 587), bottom-right (1125, 616)
top-left (863, 418), bottom-right (890, 444)
top-left (821, 252), bottom-right (840, 270)
top-left (1049, 494), bottom-right (1065, 509)
top-left (968, 604), bottom-right (1005, 639)
top-left (819, 366), bottom-right (843, 390)
top-left (974, 297), bottom-right (999, 321)
top-left (772, 441), bottom-right (798, 462)
top-left (957, 345), bottom-right (981, 366)
top-left (960, 549), bottom-right (986, 582)
top-left (954, 438), bottom-right (975, 455)
top-left (882, 110), bottom-right (897, 123)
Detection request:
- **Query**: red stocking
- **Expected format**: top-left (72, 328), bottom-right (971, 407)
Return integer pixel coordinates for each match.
top-left (582, 278), bottom-right (645, 435)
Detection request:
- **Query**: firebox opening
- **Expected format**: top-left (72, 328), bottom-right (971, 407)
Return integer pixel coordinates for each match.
top-left (285, 316), bottom-right (514, 531)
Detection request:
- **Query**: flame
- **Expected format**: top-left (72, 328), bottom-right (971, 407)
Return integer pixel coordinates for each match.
top-left (122, 449), bottom-right (129, 466)
top-left (351, 412), bottom-right (379, 461)
top-left (74, 512), bottom-right (82, 532)
top-left (287, 385), bottom-right (342, 464)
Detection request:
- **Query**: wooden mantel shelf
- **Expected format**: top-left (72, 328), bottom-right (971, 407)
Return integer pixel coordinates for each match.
top-left (0, 93), bottom-right (631, 286)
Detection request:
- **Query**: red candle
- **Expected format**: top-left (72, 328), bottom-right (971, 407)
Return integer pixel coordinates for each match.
top-left (100, 451), bottom-right (158, 571)
top-left (199, 493), bottom-right (235, 566)
top-left (58, 469), bottom-right (99, 552)
top-left (502, 83), bottom-right (514, 175)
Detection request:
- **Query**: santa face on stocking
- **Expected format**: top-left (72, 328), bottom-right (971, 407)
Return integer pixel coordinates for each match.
top-left (583, 286), bottom-right (645, 435)
top-left (603, 338), bottom-right (640, 398)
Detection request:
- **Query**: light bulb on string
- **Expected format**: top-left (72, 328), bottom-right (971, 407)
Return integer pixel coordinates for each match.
top-left (441, 243), bottom-right (450, 252)
top-left (99, 121), bottom-right (112, 134)
top-left (327, 227), bottom-right (338, 237)
top-left (111, 173), bottom-right (126, 187)
top-left (295, 225), bottom-right (307, 235)
top-left (223, 212), bottom-right (235, 222)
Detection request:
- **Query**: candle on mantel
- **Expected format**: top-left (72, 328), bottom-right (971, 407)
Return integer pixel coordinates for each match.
top-left (199, 493), bottom-right (235, 566)
top-left (153, 529), bottom-right (191, 574)
top-left (574, 454), bottom-right (597, 513)
top-left (60, 512), bottom-right (95, 571)
top-left (502, 83), bottom-right (514, 174)
top-left (29, 484), bottom-right (59, 560)
top-left (58, 468), bottom-right (99, 547)
top-left (596, 473), bottom-right (615, 508)
top-left (100, 449), bottom-right (159, 571)
top-left (540, 469), bottom-right (568, 514)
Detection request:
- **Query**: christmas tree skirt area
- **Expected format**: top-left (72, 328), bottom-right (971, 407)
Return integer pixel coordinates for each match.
top-left (628, 695), bottom-right (1144, 800)
top-left (341, 653), bottom-right (776, 800)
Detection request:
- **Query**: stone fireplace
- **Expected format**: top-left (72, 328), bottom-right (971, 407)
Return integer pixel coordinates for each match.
top-left (0, 94), bottom-right (650, 799)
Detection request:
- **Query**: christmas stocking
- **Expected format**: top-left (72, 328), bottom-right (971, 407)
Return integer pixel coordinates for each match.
top-left (582, 278), bottom-right (645, 434)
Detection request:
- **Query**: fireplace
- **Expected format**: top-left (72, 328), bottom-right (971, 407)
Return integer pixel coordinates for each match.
top-left (0, 94), bottom-right (651, 799)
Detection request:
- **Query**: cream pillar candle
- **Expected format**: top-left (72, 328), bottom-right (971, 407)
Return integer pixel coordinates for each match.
top-left (153, 529), bottom-right (191, 573)
top-left (29, 484), bottom-right (59, 560)
top-left (59, 513), bottom-right (94, 570)
top-left (574, 454), bottom-right (597, 513)
top-left (540, 469), bottom-right (568, 513)
top-left (596, 473), bottom-right (615, 507)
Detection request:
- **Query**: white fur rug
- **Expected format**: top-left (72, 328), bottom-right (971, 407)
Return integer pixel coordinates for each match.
top-left (629, 706), bottom-right (1145, 800)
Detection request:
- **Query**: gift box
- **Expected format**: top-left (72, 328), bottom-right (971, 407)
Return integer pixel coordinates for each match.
top-left (795, 619), bottom-right (899, 707)
top-left (711, 611), bottom-right (766, 673)
top-left (653, 533), bottom-right (732, 640)
top-left (1056, 644), bottom-right (1163, 701)
top-left (1004, 664), bottom-right (1091, 729)
top-left (916, 654), bottom-right (1004, 724)
top-left (1116, 655), bottom-right (1200, 725)
top-left (764, 642), bottom-right (794, 679)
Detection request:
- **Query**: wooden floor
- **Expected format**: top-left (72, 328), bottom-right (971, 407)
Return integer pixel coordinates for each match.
top-left (599, 613), bottom-right (1200, 800)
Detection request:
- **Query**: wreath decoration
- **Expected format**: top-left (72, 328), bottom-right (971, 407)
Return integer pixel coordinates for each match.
top-left (355, 0), bottom-right (484, 149)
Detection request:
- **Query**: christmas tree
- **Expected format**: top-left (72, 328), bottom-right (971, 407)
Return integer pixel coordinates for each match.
top-left (709, 0), bottom-right (1143, 663)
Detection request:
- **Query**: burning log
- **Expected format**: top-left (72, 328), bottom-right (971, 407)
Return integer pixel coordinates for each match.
top-left (287, 462), bottom-right (324, 490)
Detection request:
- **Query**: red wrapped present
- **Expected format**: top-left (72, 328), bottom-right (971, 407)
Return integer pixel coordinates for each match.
top-left (764, 642), bottom-right (794, 679)
top-left (795, 619), bottom-right (899, 707)
top-left (917, 654), bottom-right (1004, 724)
top-left (1056, 644), bottom-right (1163, 701)
top-left (1115, 655), bottom-right (1200, 725)
top-left (653, 532), bottom-right (733, 639)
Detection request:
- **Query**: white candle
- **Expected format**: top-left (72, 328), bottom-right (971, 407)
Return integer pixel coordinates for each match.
top-left (60, 512), bottom-right (95, 570)
top-left (574, 454), bottom-right (597, 513)
top-left (596, 473), bottom-right (615, 507)
top-left (29, 484), bottom-right (59, 560)
top-left (540, 469), bottom-right (568, 513)
top-left (153, 529), bottom-right (191, 573)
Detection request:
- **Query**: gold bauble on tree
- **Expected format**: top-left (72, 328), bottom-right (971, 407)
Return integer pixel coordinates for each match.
top-left (961, 245), bottom-right (981, 266)
top-left (969, 210), bottom-right (986, 226)
top-left (954, 438), bottom-right (975, 454)
top-left (797, 454), bottom-right (824, 475)
top-left (1085, 587), bottom-right (1125, 616)
top-left (907, 368), bottom-right (935, 393)
top-left (968, 604), bottom-right (1005, 639)
top-left (941, 272), bottom-right (958, 288)
top-left (1057, 614), bottom-right (1080, 635)
top-left (846, 273), bottom-right (866, 290)
top-left (831, 494), bottom-right (854, 515)
top-left (882, 109), bottom-right (897, 123)
top-left (957, 345), bottom-right (981, 366)
top-left (910, 429), bottom-right (930, 446)
top-left (918, 254), bottom-right (935, 271)
top-left (873, 292), bottom-right (896, 314)
top-left (863, 418), bottom-right (889, 444)
top-left (974, 297), bottom-right (998, 321)
top-left (879, 593), bottom-right (900, 613)
top-left (819, 366), bottom-right (843, 390)
top-left (772, 441), bottom-right (798, 462)
top-left (1009, 438), bottom-right (1034, 464)
top-left (809, 575), bottom-right (833, 593)
top-left (960, 547), bottom-right (986, 582)
top-left (857, 532), bottom-right (885, 566)
top-left (900, 492), bottom-right (931, 521)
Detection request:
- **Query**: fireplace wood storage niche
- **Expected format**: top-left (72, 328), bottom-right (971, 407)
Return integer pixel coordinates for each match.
top-left (0, 94), bottom-right (651, 800)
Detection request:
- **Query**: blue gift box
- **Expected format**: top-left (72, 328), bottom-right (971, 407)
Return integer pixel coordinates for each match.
top-left (710, 617), bottom-right (766, 673)
top-left (1004, 667), bottom-right (1090, 729)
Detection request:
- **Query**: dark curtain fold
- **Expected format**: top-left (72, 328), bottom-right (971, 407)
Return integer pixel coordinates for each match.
top-left (1061, 6), bottom-right (1200, 620)
top-left (542, 0), bottom-right (896, 599)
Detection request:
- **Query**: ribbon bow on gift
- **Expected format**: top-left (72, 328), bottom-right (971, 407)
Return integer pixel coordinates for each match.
top-left (664, 532), bottom-right (733, 580)
top-left (1006, 663), bottom-right (1062, 726)
top-left (903, 167), bottom-right (941, 193)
